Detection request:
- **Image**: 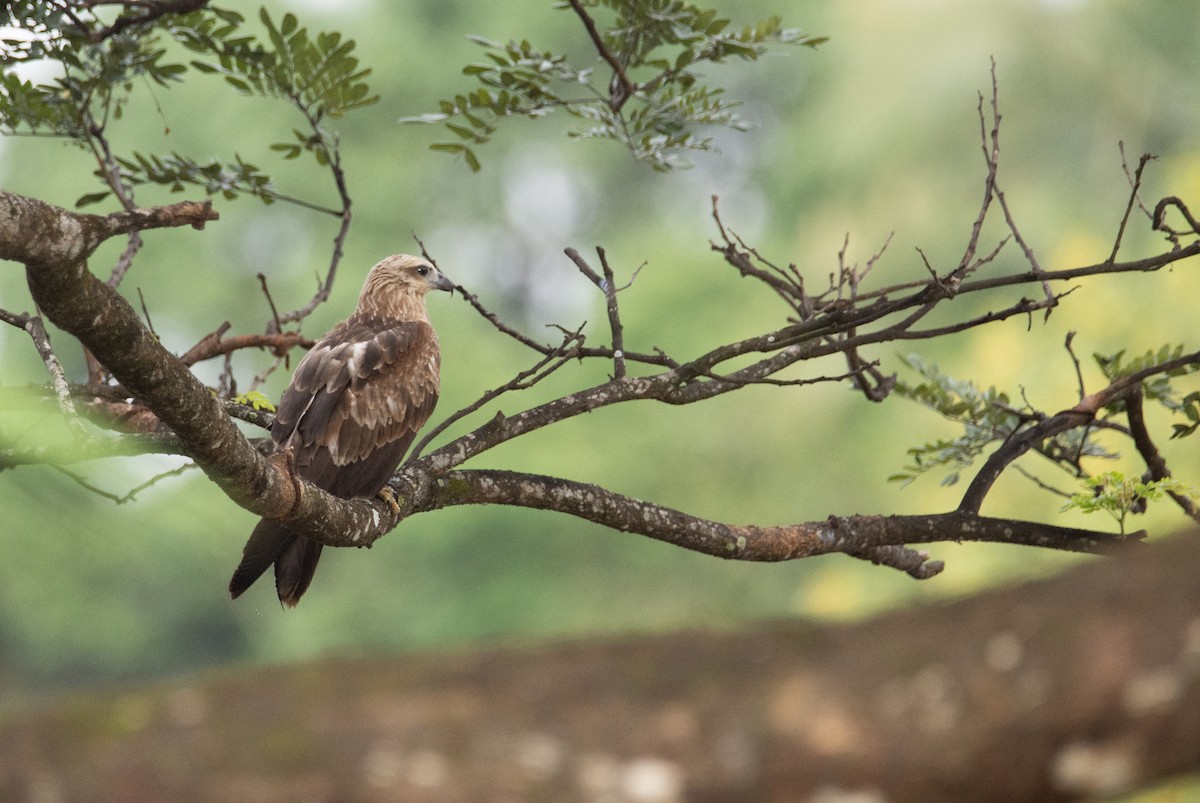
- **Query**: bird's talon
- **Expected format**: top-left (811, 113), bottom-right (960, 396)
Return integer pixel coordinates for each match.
top-left (377, 486), bottom-right (401, 515)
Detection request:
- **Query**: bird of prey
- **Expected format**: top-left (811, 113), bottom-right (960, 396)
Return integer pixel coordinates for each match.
top-left (229, 254), bottom-right (453, 606)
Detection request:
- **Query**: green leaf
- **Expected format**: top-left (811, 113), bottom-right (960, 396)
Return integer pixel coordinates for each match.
top-left (75, 191), bottom-right (111, 208)
top-left (1062, 471), bottom-right (1193, 534)
top-left (464, 147), bottom-right (481, 172)
top-left (234, 390), bottom-right (276, 413)
top-left (409, 4), bottom-right (824, 171)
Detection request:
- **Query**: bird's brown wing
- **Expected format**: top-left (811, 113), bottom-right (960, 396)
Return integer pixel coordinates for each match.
top-left (275, 317), bottom-right (441, 495)
top-left (229, 317), bottom-right (441, 605)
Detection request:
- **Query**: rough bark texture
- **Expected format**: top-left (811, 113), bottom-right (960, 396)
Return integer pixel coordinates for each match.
top-left (2, 535), bottom-right (1197, 802)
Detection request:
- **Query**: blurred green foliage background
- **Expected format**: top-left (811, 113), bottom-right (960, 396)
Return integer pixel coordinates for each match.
top-left (2, 0), bottom-right (1199, 692)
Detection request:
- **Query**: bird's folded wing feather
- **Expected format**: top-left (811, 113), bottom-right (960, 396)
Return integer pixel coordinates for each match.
top-left (271, 318), bottom-right (441, 496)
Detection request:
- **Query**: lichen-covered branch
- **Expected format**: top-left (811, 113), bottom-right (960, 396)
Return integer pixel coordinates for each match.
top-left (398, 468), bottom-right (1136, 576)
top-left (0, 308), bottom-right (84, 436)
top-left (0, 432), bottom-right (184, 470)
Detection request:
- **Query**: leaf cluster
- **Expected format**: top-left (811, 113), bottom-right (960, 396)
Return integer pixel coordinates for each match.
top-left (1094, 344), bottom-right (1200, 436)
top-left (1062, 470), bottom-right (1191, 534)
top-left (0, 3), bottom-right (190, 138)
top-left (890, 354), bottom-right (1023, 486)
top-left (402, 0), bottom-right (825, 171)
top-left (175, 9), bottom-right (378, 124)
top-left (890, 354), bottom-right (1115, 486)
top-left (233, 390), bottom-right (276, 413)
top-left (78, 151), bottom-right (276, 207)
top-left (1, 5), bottom-right (376, 208)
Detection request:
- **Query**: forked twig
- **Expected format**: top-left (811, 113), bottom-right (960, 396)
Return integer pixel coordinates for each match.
top-left (1109, 150), bottom-right (1155, 263)
top-left (411, 325), bottom-right (585, 458)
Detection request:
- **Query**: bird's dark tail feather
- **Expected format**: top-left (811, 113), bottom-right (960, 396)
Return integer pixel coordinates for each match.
top-left (274, 535), bottom-right (323, 607)
top-left (229, 520), bottom-right (323, 607)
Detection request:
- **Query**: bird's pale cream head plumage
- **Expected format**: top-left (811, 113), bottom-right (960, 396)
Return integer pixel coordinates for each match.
top-left (357, 254), bottom-right (454, 321)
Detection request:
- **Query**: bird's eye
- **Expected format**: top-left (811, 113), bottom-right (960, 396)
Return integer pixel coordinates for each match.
top-left (416, 265), bottom-right (429, 276)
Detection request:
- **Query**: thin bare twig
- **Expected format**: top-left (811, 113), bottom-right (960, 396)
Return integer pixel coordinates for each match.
top-left (108, 232), bottom-right (142, 287)
top-left (1108, 150), bottom-right (1154, 263)
top-left (136, 287), bottom-right (157, 339)
top-left (566, 0), bottom-right (638, 111)
top-left (456, 284), bottom-right (557, 353)
top-left (1153, 196), bottom-right (1200, 240)
top-left (1013, 465), bottom-right (1075, 499)
top-left (1119, 142), bottom-right (1157, 222)
top-left (994, 181), bottom-right (1056, 316)
top-left (858, 231), bottom-right (894, 287)
top-left (51, 461), bottom-right (196, 504)
top-left (257, 273), bottom-right (284, 334)
top-left (596, 247), bottom-right (626, 379)
top-left (847, 235), bottom-right (1010, 305)
top-left (711, 196), bottom-right (807, 315)
top-left (0, 308), bottom-right (87, 437)
top-left (958, 60), bottom-right (1001, 272)
top-left (217, 351), bottom-right (236, 399)
top-left (271, 133), bottom-right (352, 331)
top-left (78, 103), bottom-right (148, 289)
top-left (442, 248), bottom-right (669, 368)
top-left (411, 326), bottom-right (585, 458)
top-left (248, 354), bottom-right (286, 393)
top-left (963, 60), bottom-right (1054, 318)
top-left (565, 246), bottom-right (628, 379)
top-left (1064, 331), bottom-right (1086, 401)
top-left (177, 323), bottom-right (313, 367)
top-left (1125, 389), bottom-right (1200, 526)
top-left (691, 358), bottom-right (883, 391)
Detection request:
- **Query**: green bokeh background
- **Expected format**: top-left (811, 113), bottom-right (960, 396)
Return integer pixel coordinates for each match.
top-left (2, 0), bottom-right (1199, 691)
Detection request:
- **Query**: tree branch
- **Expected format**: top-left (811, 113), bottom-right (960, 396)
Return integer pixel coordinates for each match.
top-left (1108, 151), bottom-right (1154, 263)
top-left (566, 0), bottom-right (638, 112)
top-left (269, 119), bottom-right (353, 331)
top-left (409, 469), bottom-right (1136, 570)
top-left (177, 322), bottom-right (314, 367)
top-left (957, 351), bottom-right (1200, 514)
top-left (0, 191), bottom-right (218, 271)
top-left (0, 432), bottom-right (185, 469)
top-left (75, 0), bottom-right (210, 44)
top-left (0, 308), bottom-right (85, 436)
top-left (564, 246), bottom-right (629, 378)
top-left (1125, 388), bottom-right (1200, 526)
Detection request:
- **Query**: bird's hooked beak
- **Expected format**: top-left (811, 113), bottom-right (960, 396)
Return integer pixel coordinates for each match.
top-left (431, 268), bottom-right (454, 296)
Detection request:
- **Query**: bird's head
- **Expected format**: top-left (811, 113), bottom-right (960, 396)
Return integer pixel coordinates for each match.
top-left (357, 254), bottom-right (454, 321)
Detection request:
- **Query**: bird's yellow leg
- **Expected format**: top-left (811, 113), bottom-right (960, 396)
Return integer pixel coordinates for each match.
top-left (376, 486), bottom-right (401, 515)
